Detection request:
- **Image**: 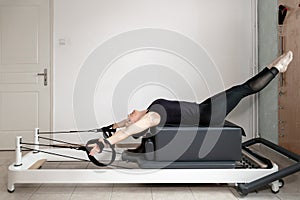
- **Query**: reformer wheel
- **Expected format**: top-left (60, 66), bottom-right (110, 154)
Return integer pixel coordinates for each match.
top-left (7, 189), bottom-right (15, 193)
top-left (271, 179), bottom-right (284, 194)
top-left (271, 188), bottom-right (279, 194)
top-left (279, 179), bottom-right (285, 188)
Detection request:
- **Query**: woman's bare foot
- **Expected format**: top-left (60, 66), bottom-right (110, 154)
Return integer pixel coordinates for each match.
top-left (268, 51), bottom-right (293, 73)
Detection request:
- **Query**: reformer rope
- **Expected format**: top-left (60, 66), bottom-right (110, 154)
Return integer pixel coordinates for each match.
top-left (20, 133), bottom-right (117, 167)
top-left (37, 127), bottom-right (114, 140)
top-left (21, 142), bottom-right (78, 149)
top-left (38, 136), bottom-right (81, 146)
top-left (20, 141), bottom-right (121, 154)
top-left (21, 146), bottom-right (130, 169)
top-left (37, 129), bottom-right (102, 135)
top-left (21, 146), bottom-right (89, 162)
top-left (38, 135), bottom-right (121, 154)
top-left (20, 143), bottom-right (122, 168)
top-left (20, 126), bottom-right (122, 167)
top-left (22, 143), bottom-right (132, 169)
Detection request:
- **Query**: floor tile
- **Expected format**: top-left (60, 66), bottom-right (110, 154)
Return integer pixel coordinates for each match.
top-left (29, 193), bottom-right (71, 200)
top-left (0, 190), bottom-right (32, 200)
top-left (0, 183), bottom-right (39, 200)
top-left (152, 185), bottom-right (194, 200)
top-left (236, 192), bottom-right (280, 200)
top-left (0, 151), bottom-right (15, 166)
top-left (70, 192), bottom-right (111, 200)
top-left (0, 166), bottom-right (8, 188)
top-left (35, 183), bottom-right (76, 194)
top-left (0, 151), bottom-right (14, 159)
top-left (276, 171), bottom-right (300, 192)
top-left (277, 193), bottom-right (300, 200)
top-left (73, 183), bottom-right (113, 193)
top-left (0, 181), bottom-right (5, 192)
top-left (0, 160), bottom-right (8, 166)
top-left (111, 184), bottom-right (152, 200)
top-left (190, 185), bottom-right (237, 200)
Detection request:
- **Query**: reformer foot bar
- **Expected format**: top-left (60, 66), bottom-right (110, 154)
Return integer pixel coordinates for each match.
top-left (7, 124), bottom-right (300, 196)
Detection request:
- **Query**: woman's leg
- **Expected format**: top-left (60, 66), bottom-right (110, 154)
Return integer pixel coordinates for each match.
top-left (199, 51), bottom-right (293, 125)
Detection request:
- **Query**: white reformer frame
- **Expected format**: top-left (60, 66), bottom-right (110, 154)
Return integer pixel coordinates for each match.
top-left (7, 128), bottom-right (283, 195)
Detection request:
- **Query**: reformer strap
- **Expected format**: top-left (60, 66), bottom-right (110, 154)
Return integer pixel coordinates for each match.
top-left (86, 139), bottom-right (104, 152)
top-left (38, 125), bottom-right (117, 139)
top-left (101, 124), bottom-right (117, 139)
top-left (83, 138), bottom-right (116, 166)
top-left (38, 128), bottom-right (102, 135)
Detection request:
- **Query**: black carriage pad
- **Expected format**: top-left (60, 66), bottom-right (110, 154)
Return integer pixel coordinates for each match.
top-left (121, 150), bottom-right (236, 169)
top-left (146, 121), bottom-right (244, 162)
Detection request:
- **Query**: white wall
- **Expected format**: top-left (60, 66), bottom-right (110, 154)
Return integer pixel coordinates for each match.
top-left (53, 0), bottom-right (256, 143)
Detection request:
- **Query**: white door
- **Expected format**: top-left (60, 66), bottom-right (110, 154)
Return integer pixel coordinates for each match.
top-left (0, 0), bottom-right (50, 149)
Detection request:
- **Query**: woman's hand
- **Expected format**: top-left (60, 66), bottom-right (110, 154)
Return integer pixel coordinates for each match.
top-left (86, 138), bottom-right (106, 156)
top-left (87, 143), bottom-right (100, 156)
top-left (101, 124), bottom-right (117, 138)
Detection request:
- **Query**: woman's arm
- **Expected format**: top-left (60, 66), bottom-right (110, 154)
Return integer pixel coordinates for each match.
top-left (112, 119), bottom-right (128, 129)
top-left (107, 112), bottom-right (160, 145)
top-left (88, 112), bottom-right (160, 156)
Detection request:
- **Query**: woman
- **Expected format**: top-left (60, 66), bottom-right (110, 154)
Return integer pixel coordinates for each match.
top-left (88, 51), bottom-right (293, 156)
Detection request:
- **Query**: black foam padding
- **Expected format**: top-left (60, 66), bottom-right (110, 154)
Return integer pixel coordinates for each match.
top-left (121, 150), bottom-right (235, 169)
top-left (148, 121), bottom-right (243, 162)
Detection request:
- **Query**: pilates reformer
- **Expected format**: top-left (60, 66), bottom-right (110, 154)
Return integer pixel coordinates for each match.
top-left (7, 121), bottom-right (300, 196)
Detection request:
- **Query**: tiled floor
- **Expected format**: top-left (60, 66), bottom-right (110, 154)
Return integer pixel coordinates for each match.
top-left (0, 147), bottom-right (300, 200)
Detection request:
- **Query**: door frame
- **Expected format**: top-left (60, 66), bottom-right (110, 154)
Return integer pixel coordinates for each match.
top-left (50, 0), bottom-right (54, 133)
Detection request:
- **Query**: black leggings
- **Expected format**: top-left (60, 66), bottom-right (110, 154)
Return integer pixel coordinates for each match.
top-left (199, 67), bottom-right (279, 125)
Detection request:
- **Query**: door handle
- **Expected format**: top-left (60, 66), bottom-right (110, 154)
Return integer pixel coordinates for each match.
top-left (37, 68), bottom-right (47, 86)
